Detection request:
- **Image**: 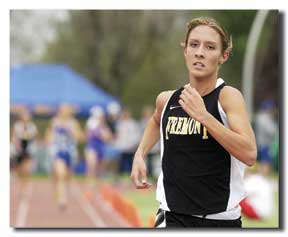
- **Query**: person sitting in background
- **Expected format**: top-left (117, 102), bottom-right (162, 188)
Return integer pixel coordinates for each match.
top-left (84, 106), bottom-right (113, 187)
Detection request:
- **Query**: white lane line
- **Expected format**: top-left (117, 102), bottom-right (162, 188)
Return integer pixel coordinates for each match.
top-left (70, 184), bottom-right (106, 227)
top-left (15, 183), bottom-right (33, 227)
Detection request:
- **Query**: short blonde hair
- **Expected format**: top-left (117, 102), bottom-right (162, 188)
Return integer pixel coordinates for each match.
top-left (182, 17), bottom-right (232, 54)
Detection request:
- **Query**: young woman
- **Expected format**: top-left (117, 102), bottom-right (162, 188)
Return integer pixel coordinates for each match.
top-left (131, 17), bottom-right (257, 228)
top-left (46, 104), bottom-right (85, 210)
top-left (11, 108), bottom-right (38, 197)
top-left (84, 106), bottom-right (113, 188)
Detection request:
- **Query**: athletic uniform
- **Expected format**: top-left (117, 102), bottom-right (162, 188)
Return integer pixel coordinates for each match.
top-left (51, 119), bottom-right (77, 167)
top-left (155, 78), bottom-right (246, 227)
top-left (85, 117), bottom-right (105, 161)
top-left (13, 120), bottom-right (37, 164)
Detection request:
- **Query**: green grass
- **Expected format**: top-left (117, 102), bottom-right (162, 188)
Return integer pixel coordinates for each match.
top-left (242, 191), bottom-right (279, 228)
top-left (123, 188), bottom-right (279, 228)
top-left (121, 189), bottom-right (159, 227)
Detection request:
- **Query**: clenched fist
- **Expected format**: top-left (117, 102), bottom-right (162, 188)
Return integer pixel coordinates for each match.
top-left (179, 84), bottom-right (209, 123)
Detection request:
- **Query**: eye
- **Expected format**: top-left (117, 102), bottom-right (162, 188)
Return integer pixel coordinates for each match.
top-left (190, 42), bottom-right (198, 48)
top-left (207, 45), bottom-right (215, 50)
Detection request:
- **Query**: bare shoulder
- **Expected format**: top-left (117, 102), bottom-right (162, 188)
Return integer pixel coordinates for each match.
top-left (220, 85), bottom-right (243, 97)
top-left (219, 86), bottom-right (246, 112)
top-left (155, 90), bottom-right (175, 112)
top-left (153, 90), bottom-right (175, 124)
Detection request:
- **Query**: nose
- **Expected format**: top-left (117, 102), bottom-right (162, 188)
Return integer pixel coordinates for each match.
top-left (195, 45), bottom-right (204, 58)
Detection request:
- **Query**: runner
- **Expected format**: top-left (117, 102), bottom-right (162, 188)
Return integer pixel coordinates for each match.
top-left (131, 17), bottom-right (257, 228)
top-left (46, 103), bottom-right (85, 210)
top-left (11, 107), bottom-right (38, 198)
top-left (84, 106), bottom-right (113, 189)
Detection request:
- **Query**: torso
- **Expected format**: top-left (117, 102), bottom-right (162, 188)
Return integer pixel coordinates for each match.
top-left (14, 120), bottom-right (37, 154)
top-left (86, 118), bottom-right (105, 157)
top-left (156, 78), bottom-right (246, 219)
top-left (51, 118), bottom-right (76, 153)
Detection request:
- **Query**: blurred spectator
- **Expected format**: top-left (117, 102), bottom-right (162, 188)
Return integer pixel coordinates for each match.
top-left (84, 106), bottom-right (113, 185)
top-left (114, 108), bottom-right (140, 175)
top-left (94, 102), bottom-right (122, 176)
top-left (241, 101), bottom-right (277, 221)
top-left (10, 107), bottom-right (38, 197)
top-left (254, 99), bottom-right (278, 174)
top-left (139, 106), bottom-right (160, 178)
top-left (106, 102), bottom-right (121, 137)
top-left (45, 103), bottom-right (85, 210)
top-left (240, 165), bottom-right (274, 220)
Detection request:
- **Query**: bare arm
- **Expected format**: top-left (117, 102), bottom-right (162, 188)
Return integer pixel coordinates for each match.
top-left (11, 124), bottom-right (20, 149)
top-left (71, 119), bottom-right (86, 143)
top-left (101, 123), bottom-right (114, 143)
top-left (134, 116), bottom-right (160, 158)
top-left (44, 121), bottom-right (53, 145)
top-left (179, 85), bottom-right (257, 166)
top-left (131, 91), bottom-right (173, 189)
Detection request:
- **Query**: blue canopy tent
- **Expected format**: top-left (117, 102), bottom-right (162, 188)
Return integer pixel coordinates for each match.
top-left (10, 64), bottom-right (121, 174)
top-left (10, 64), bottom-right (120, 116)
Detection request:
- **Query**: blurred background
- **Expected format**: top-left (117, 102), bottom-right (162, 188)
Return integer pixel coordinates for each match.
top-left (10, 10), bottom-right (279, 228)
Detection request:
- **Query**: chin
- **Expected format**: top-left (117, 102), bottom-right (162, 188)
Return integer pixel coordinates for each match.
top-left (190, 71), bottom-right (207, 79)
top-left (190, 68), bottom-right (216, 80)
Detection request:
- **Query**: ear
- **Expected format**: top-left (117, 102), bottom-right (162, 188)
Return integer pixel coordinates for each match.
top-left (219, 50), bottom-right (230, 65)
top-left (181, 42), bottom-right (187, 56)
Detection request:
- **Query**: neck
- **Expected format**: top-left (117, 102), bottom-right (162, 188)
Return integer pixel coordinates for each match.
top-left (188, 74), bottom-right (218, 97)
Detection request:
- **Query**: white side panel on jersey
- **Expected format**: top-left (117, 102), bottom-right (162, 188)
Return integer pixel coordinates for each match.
top-left (216, 77), bottom-right (225, 88)
top-left (218, 101), bottom-right (247, 211)
top-left (156, 92), bottom-right (173, 212)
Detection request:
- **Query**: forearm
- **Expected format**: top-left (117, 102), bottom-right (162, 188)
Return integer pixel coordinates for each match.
top-left (135, 117), bottom-right (160, 159)
top-left (72, 122), bottom-right (85, 142)
top-left (201, 113), bottom-right (257, 166)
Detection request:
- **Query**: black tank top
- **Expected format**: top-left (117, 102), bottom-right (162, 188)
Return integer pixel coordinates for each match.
top-left (160, 81), bottom-right (231, 215)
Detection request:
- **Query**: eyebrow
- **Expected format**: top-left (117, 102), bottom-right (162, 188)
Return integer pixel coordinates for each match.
top-left (189, 39), bottom-right (217, 44)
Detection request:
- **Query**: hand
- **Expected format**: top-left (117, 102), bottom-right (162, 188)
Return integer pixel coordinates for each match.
top-left (130, 154), bottom-right (152, 189)
top-left (179, 84), bottom-right (209, 122)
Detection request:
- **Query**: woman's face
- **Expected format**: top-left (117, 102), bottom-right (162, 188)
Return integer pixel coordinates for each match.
top-left (21, 110), bottom-right (31, 122)
top-left (183, 25), bottom-right (228, 79)
top-left (58, 105), bottom-right (71, 119)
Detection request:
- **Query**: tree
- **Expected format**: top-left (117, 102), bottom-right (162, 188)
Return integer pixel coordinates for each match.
top-left (43, 10), bottom-right (266, 116)
top-left (10, 10), bottom-right (68, 65)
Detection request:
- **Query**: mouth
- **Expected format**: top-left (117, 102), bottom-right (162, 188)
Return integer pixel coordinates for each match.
top-left (193, 62), bottom-right (205, 67)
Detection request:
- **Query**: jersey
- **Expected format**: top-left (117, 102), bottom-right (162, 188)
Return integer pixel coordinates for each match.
top-left (13, 120), bottom-right (37, 159)
top-left (156, 78), bottom-right (246, 219)
top-left (51, 118), bottom-right (77, 166)
top-left (85, 117), bottom-right (105, 160)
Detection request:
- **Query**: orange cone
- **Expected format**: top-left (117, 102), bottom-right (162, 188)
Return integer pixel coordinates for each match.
top-left (148, 214), bottom-right (155, 227)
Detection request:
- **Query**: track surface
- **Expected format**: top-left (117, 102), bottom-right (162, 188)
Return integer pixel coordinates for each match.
top-left (10, 178), bottom-right (132, 228)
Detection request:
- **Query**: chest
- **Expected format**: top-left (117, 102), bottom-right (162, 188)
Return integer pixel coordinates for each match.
top-left (161, 88), bottom-right (223, 145)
